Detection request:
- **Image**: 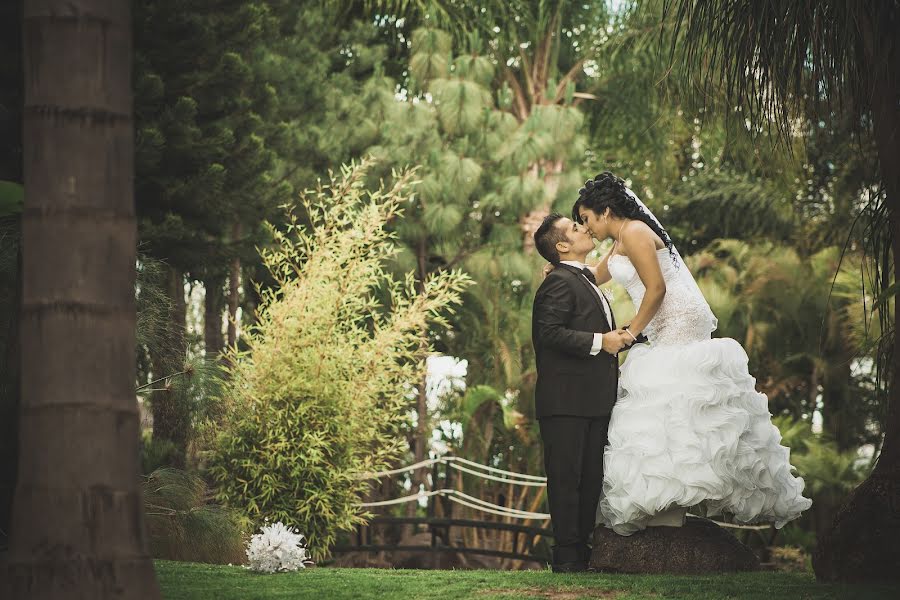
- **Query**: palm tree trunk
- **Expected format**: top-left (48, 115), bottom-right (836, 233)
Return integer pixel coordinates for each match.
top-left (5, 1), bottom-right (160, 597)
top-left (867, 50), bottom-right (900, 481)
top-left (813, 7), bottom-right (900, 582)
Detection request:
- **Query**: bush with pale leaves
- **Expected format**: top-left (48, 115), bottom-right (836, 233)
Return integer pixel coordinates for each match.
top-left (207, 161), bottom-right (472, 561)
top-left (246, 521), bottom-right (313, 573)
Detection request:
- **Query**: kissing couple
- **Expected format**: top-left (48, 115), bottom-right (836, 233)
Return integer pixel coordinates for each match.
top-left (531, 171), bottom-right (812, 573)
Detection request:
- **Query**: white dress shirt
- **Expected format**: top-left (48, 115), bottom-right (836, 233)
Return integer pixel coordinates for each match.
top-left (560, 260), bottom-right (613, 356)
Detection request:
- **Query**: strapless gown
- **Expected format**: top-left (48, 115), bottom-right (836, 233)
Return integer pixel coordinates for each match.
top-left (598, 249), bottom-right (812, 535)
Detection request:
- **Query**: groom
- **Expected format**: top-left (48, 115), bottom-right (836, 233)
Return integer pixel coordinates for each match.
top-left (532, 213), bottom-right (628, 573)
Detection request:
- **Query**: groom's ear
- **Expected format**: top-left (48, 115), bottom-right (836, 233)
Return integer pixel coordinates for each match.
top-left (555, 240), bottom-right (570, 254)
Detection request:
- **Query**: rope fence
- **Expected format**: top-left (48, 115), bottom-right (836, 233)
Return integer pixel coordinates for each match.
top-left (356, 455), bottom-right (776, 529)
top-left (359, 488), bottom-right (550, 520)
top-left (357, 454), bottom-right (547, 520)
top-left (357, 455), bottom-right (547, 486)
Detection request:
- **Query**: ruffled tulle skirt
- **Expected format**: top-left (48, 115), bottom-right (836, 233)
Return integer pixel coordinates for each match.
top-left (597, 338), bottom-right (812, 536)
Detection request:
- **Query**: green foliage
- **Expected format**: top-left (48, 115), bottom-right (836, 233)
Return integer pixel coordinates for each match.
top-left (143, 468), bottom-right (246, 564)
top-left (135, 256), bottom-right (175, 384)
top-left (206, 162), bottom-right (472, 559)
top-left (689, 240), bottom-right (880, 449)
top-left (664, 0), bottom-right (896, 141)
top-left (664, 169), bottom-right (797, 249)
top-left (791, 440), bottom-right (869, 500)
top-left (141, 433), bottom-right (181, 476)
top-left (446, 384), bottom-right (527, 460)
top-left (135, 255), bottom-right (229, 467)
top-left (134, 0), bottom-right (286, 276)
top-left (770, 415), bottom-right (870, 550)
top-left (0, 181), bottom-right (23, 217)
top-left (116, 3), bottom-right (888, 560)
top-left (352, 28), bottom-right (592, 435)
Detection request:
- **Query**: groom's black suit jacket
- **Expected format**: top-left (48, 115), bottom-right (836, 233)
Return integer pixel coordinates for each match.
top-left (532, 263), bottom-right (618, 419)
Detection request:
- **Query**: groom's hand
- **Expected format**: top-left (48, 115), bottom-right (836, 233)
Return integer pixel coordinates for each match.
top-left (601, 330), bottom-right (628, 354)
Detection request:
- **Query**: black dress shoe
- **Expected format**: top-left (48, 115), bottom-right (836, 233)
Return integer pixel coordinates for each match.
top-left (551, 560), bottom-right (588, 573)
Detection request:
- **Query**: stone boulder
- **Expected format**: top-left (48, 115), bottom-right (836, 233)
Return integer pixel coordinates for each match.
top-left (590, 516), bottom-right (760, 574)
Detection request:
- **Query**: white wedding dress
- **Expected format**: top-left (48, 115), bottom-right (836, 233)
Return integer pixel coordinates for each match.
top-left (598, 248), bottom-right (813, 535)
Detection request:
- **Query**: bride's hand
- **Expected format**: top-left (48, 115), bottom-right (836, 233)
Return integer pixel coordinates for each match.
top-left (542, 263), bottom-right (556, 279)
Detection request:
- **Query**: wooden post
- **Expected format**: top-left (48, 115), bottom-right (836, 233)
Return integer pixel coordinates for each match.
top-left (428, 460), bottom-right (438, 519)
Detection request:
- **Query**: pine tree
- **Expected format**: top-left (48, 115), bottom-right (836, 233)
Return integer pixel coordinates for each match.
top-left (134, 0), bottom-right (286, 463)
top-left (354, 27), bottom-right (589, 504)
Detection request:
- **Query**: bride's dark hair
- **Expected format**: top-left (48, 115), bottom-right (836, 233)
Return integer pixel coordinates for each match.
top-left (572, 171), bottom-right (676, 261)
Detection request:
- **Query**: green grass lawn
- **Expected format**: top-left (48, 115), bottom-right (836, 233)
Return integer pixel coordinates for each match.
top-left (156, 560), bottom-right (900, 600)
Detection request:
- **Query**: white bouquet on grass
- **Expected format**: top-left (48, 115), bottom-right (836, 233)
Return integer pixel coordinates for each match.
top-left (246, 521), bottom-right (314, 573)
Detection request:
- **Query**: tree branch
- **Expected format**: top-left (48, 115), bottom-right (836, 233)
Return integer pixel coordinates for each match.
top-left (503, 67), bottom-right (531, 121)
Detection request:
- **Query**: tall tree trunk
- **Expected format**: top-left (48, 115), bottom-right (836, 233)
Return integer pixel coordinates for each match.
top-left (149, 265), bottom-right (187, 467)
top-left (406, 239), bottom-right (429, 523)
top-left (226, 221), bottom-right (242, 350)
top-left (203, 275), bottom-right (225, 359)
top-left (520, 160), bottom-right (565, 251)
top-left (821, 328), bottom-right (853, 451)
top-left (404, 371), bottom-right (429, 524)
top-left (5, 1), bottom-right (160, 597)
top-left (813, 7), bottom-right (900, 583)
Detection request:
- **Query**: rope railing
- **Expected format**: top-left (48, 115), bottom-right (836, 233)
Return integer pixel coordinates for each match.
top-left (355, 456), bottom-right (775, 530)
top-left (357, 455), bottom-right (548, 520)
top-left (359, 487), bottom-right (550, 520)
top-left (447, 461), bottom-right (546, 486)
top-left (452, 456), bottom-right (547, 481)
top-left (357, 455), bottom-right (547, 486)
top-left (356, 457), bottom-right (443, 479)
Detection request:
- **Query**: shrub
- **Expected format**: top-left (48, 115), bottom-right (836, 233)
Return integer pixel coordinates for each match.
top-left (143, 468), bottom-right (246, 564)
top-left (140, 432), bottom-right (179, 475)
top-left (205, 161), bottom-right (471, 560)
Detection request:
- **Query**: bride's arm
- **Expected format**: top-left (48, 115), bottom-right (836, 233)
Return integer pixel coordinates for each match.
top-left (588, 246), bottom-right (615, 285)
top-left (621, 224), bottom-right (666, 337)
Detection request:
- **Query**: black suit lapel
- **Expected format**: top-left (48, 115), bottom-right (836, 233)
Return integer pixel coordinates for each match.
top-left (557, 264), bottom-right (613, 331)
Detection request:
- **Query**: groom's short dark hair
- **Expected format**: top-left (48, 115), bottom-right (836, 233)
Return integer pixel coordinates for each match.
top-left (534, 213), bottom-right (567, 265)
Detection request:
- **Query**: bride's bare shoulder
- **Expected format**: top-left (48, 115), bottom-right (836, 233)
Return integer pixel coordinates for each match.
top-left (621, 220), bottom-right (664, 251)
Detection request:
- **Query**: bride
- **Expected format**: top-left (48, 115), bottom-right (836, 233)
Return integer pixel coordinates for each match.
top-left (564, 171), bottom-right (812, 536)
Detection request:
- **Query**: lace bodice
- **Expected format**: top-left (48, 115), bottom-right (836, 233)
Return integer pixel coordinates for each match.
top-left (608, 249), bottom-right (712, 346)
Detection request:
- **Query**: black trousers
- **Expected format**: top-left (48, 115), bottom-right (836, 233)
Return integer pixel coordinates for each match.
top-left (539, 415), bottom-right (610, 564)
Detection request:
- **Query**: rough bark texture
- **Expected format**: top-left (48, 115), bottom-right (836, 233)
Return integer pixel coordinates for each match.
top-left (812, 471), bottom-right (900, 583)
top-left (203, 276), bottom-right (225, 360)
top-left (4, 1), bottom-right (161, 597)
top-left (814, 5), bottom-right (900, 583)
top-left (590, 517), bottom-right (760, 574)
